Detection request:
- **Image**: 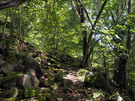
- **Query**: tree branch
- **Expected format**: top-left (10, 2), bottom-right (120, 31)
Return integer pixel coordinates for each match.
top-left (0, 0), bottom-right (29, 10)
top-left (78, 0), bottom-right (93, 26)
top-left (46, 1), bottom-right (52, 21)
top-left (88, 0), bottom-right (108, 44)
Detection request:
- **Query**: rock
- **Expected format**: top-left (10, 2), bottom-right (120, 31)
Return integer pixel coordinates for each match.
top-left (14, 60), bottom-right (25, 72)
top-left (40, 87), bottom-right (50, 93)
top-left (25, 55), bottom-right (40, 69)
top-left (57, 98), bottom-right (63, 101)
top-left (54, 69), bottom-right (64, 82)
top-left (2, 72), bottom-right (21, 88)
top-left (63, 79), bottom-right (72, 87)
top-left (18, 74), bottom-right (32, 88)
top-left (18, 69), bottom-right (39, 88)
top-left (92, 91), bottom-right (105, 101)
top-left (0, 60), bottom-right (5, 67)
top-left (84, 72), bottom-right (106, 90)
top-left (24, 55), bottom-right (42, 78)
top-left (28, 69), bottom-right (39, 86)
top-left (0, 63), bottom-right (16, 74)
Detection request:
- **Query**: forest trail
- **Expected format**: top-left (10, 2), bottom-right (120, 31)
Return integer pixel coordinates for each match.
top-left (57, 69), bottom-right (87, 101)
top-left (63, 69), bottom-right (83, 83)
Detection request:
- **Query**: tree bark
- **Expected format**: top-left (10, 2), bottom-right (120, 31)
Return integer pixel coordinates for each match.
top-left (2, 10), bottom-right (8, 39)
top-left (75, 0), bottom-right (89, 68)
top-left (73, 0), bottom-right (108, 68)
top-left (116, 0), bottom-right (132, 89)
top-left (0, 0), bottom-right (29, 10)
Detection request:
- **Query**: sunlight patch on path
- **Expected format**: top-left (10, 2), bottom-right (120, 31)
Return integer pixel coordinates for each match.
top-left (63, 70), bottom-right (84, 83)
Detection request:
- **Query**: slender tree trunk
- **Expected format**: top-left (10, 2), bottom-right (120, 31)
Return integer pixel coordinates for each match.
top-left (11, 7), bottom-right (18, 37)
top-left (11, 16), bottom-right (15, 37)
top-left (117, 55), bottom-right (127, 88)
top-left (116, 0), bottom-right (132, 89)
top-left (19, 6), bottom-right (22, 40)
top-left (1, 10), bottom-right (8, 54)
top-left (103, 51), bottom-right (109, 88)
top-left (75, 0), bottom-right (89, 68)
top-left (127, 0), bottom-right (132, 51)
top-left (81, 0), bottom-right (108, 68)
top-left (73, 0), bottom-right (108, 68)
top-left (2, 10), bottom-right (8, 39)
top-left (56, 28), bottom-right (59, 52)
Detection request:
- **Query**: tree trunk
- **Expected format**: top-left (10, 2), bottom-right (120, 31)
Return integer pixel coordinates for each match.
top-left (80, 0), bottom-right (108, 68)
top-left (117, 55), bottom-right (127, 88)
top-left (0, 0), bottom-right (29, 10)
top-left (116, 0), bottom-right (132, 89)
top-left (75, 0), bottom-right (89, 68)
top-left (1, 10), bottom-right (8, 55)
top-left (56, 28), bottom-right (59, 52)
top-left (19, 6), bottom-right (22, 40)
top-left (2, 10), bottom-right (8, 39)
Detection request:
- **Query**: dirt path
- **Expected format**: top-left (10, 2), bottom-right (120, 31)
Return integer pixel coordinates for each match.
top-left (57, 69), bottom-right (87, 101)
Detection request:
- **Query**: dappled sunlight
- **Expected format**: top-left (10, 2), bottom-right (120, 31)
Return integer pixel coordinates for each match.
top-left (63, 70), bottom-right (84, 83)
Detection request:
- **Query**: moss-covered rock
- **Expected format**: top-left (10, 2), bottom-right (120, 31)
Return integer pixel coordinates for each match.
top-left (3, 72), bottom-right (21, 88)
top-left (24, 87), bottom-right (40, 98)
top-left (54, 69), bottom-right (64, 82)
top-left (5, 72), bottom-right (21, 82)
top-left (84, 72), bottom-right (106, 90)
top-left (77, 69), bottom-right (89, 82)
top-left (4, 87), bottom-right (18, 98)
top-left (1, 63), bottom-right (17, 74)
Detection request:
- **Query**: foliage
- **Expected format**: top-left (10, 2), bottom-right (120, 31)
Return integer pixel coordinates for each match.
top-left (24, 87), bottom-right (40, 98)
top-left (0, 0), bottom-right (135, 100)
top-left (4, 72), bottom-right (21, 82)
top-left (84, 72), bottom-right (106, 90)
top-left (3, 97), bottom-right (17, 101)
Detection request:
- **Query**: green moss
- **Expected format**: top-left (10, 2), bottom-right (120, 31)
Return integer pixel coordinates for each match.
top-left (16, 50), bottom-right (27, 59)
top-left (5, 72), bottom-right (22, 82)
top-left (84, 72), bottom-right (106, 89)
top-left (3, 97), bottom-right (18, 101)
top-left (25, 87), bottom-right (40, 98)
top-left (53, 69), bottom-right (64, 82)
top-left (77, 69), bottom-right (89, 81)
top-left (77, 69), bottom-right (89, 76)
top-left (35, 57), bottom-right (41, 61)
top-left (93, 73), bottom-right (106, 89)
top-left (4, 88), bottom-right (18, 98)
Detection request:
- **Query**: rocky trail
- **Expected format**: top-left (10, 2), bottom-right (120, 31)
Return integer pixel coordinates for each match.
top-left (0, 38), bottom-right (130, 100)
top-left (58, 69), bottom-right (86, 101)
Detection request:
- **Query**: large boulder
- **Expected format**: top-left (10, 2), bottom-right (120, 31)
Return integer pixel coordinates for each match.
top-left (84, 72), bottom-right (106, 90)
top-left (14, 59), bottom-right (25, 72)
top-left (18, 69), bottom-right (39, 88)
top-left (28, 69), bottom-right (39, 87)
top-left (18, 74), bottom-right (32, 88)
top-left (24, 55), bottom-right (40, 69)
top-left (3, 72), bottom-right (21, 88)
top-left (24, 55), bottom-right (42, 78)
top-left (0, 54), bottom-right (5, 67)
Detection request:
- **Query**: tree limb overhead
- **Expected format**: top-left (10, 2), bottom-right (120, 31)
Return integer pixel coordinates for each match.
top-left (0, 0), bottom-right (28, 10)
